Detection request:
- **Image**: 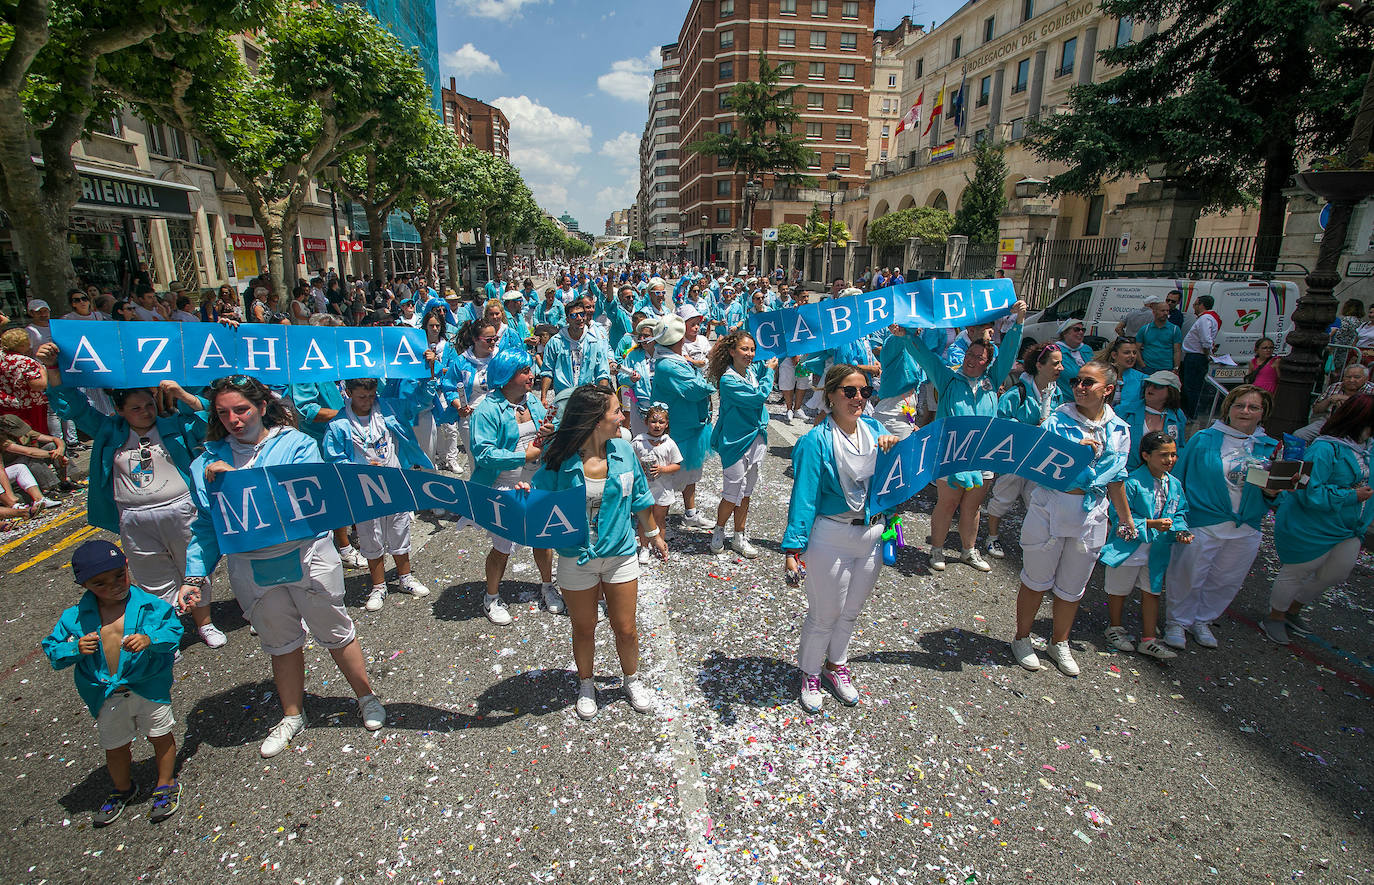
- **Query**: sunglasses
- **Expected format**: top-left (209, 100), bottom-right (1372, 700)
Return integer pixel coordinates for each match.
top-left (567, 311), bottom-right (587, 319)
top-left (480, 336), bottom-right (499, 344)
top-left (839, 385), bottom-right (874, 399)
top-left (1115, 336), bottom-right (1136, 344)
top-left (70, 295), bottom-right (90, 303)
top-left (1070, 377), bottom-right (1099, 388)
top-left (210, 374), bottom-right (258, 392)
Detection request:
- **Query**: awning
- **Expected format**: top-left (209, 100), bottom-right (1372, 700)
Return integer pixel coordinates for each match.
top-left (33, 159), bottom-right (199, 218)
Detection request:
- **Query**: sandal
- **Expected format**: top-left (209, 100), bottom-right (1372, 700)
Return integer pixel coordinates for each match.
top-left (0, 520), bottom-right (14, 532)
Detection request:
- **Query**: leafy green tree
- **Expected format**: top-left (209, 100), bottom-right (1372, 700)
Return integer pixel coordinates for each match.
top-left (105, 0), bottom-right (432, 303)
top-left (803, 204), bottom-right (850, 248)
top-left (0, 0), bottom-right (272, 306)
top-left (399, 126), bottom-right (464, 285)
top-left (336, 111), bottom-right (436, 284)
top-left (867, 207), bottom-right (955, 249)
top-left (629, 239), bottom-right (646, 257)
top-left (952, 142), bottom-right (1008, 244)
top-left (687, 52), bottom-right (816, 232)
top-left (775, 222), bottom-right (808, 245)
top-left (1029, 0), bottom-right (1374, 270)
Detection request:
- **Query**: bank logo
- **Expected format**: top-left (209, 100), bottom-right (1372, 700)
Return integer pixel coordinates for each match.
top-left (1235, 308), bottom-right (1261, 330)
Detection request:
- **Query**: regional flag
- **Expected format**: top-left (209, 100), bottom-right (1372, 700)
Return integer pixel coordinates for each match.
top-left (895, 90), bottom-right (923, 135)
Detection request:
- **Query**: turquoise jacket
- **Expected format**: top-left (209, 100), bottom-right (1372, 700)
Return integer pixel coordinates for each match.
top-left (531, 437), bottom-right (654, 564)
top-left (617, 345), bottom-right (655, 413)
top-left (469, 391), bottom-right (548, 487)
top-left (1174, 425), bottom-right (1279, 531)
top-left (534, 299), bottom-right (565, 328)
top-left (391, 338), bottom-right (461, 424)
top-left (1118, 405), bottom-right (1187, 470)
top-left (321, 403), bottom-right (434, 470)
top-left (650, 352), bottom-right (714, 471)
top-left (1274, 438), bottom-right (1374, 563)
top-left (711, 362), bottom-right (773, 469)
top-left (782, 415), bottom-right (885, 552)
top-left (185, 428), bottom-right (324, 578)
top-left (1100, 466), bottom-right (1190, 593)
top-left (913, 324), bottom-right (1023, 421)
top-left (1055, 342), bottom-right (1097, 400)
top-left (289, 382), bottom-right (346, 443)
top-left (43, 587), bottom-right (182, 717)
top-left (876, 334), bottom-right (925, 400)
top-left (499, 317), bottom-right (530, 353)
top-left (539, 328), bottom-right (611, 393)
top-left (1041, 405), bottom-right (1132, 497)
top-left (49, 386), bottom-right (207, 534)
top-left (1117, 367), bottom-right (1146, 414)
top-left (995, 374), bottom-right (1066, 426)
top-left (601, 292), bottom-right (636, 347)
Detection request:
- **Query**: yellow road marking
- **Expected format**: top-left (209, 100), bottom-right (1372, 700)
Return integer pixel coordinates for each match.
top-left (0, 507), bottom-right (88, 559)
top-left (10, 524), bottom-right (102, 574)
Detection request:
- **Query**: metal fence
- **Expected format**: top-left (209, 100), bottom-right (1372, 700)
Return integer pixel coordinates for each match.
top-left (1020, 237), bottom-right (1121, 309)
top-left (964, 242), bottom-right (1000, 278)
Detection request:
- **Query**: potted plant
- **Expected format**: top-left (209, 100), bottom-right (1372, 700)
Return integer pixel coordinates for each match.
top-left (1294, 153), bottom-right (1374, 202)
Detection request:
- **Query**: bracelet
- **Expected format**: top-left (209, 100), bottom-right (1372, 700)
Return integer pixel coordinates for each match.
top-left (643, 527), bottom-right (660, 538)
top-left (183, 577), bottom-right (208, 587)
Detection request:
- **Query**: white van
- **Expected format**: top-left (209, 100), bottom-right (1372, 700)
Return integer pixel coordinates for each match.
top-left (1023, 278), bottom-right (1300, 363)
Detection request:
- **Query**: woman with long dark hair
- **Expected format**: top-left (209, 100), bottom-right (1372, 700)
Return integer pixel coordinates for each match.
top-left (181, 376), bottom-right (386, 757)
top-left (706, 330), bottom-right (776, 557)
top-left (1263, 394), bottom-right (1374, 644)
top-left (448, 316), bottom-right (500, 474)
top-left (532, 385), bottom-right (667, 720)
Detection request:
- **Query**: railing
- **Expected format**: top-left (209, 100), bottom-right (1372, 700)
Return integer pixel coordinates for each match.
top-left (1020, 237), bottom-right (1121, 308)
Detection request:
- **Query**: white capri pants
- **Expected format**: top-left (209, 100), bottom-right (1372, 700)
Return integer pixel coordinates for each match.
top-left (119, 496), bottom-right (208, 607)
top-left (986, 474), bottom-right (1034, 519)
top-left (5, 463), bottom-right (38, 493)
top-left (1268, 537), bottom-right (1362, 612)
top-left (226, 537), bottom-right (357, 657)
top-left (96, 690), bottom-right (175, 750)
top-left (1165, 525), bottom-right (1261, 629)
top-left (871, 395), bottom-right (916, 441)
top-left (720, 436), bottom-right (767, 505)
top-left (798, 518), bottom-right (884, 676)
top-left (356, 510), bottom-right (413, 561)
top-left (1104, 561), bottom-right (1154, 597)
top-left (777, 357), bottom-right (812, 392)
top-left (416, 408), bottom-right (460, 468)
top-left (1019, 488), bottom-right (1108, 603)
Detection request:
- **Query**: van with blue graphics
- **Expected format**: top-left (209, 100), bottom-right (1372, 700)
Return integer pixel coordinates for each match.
top-left (1024, 278), bottom-right (1298, 364)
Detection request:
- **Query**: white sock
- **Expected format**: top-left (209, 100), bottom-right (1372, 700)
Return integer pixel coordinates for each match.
top-left (624, 672), bottom-right (639, 684)
top-left (282, 712), bottom-right (305, 725)
top-left (340, 544), bottom-right (357, 555)
top-left (371, 582), bottom-right (386, 592)
top-left (684, 508), bottom-right (697, 518)
top-left (579, 677), bottom-right (595, 692)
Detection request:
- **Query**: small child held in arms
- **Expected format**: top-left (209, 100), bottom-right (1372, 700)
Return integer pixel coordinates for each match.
top-left (42, 540), bottom-right (184, 826)
top-left (1100, 431), bottom-right (1193, 660)
top-left (631, 403), bottom-right (682, 564)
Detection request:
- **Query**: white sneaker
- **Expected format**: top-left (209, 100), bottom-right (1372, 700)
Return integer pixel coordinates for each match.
top-left (260, 714), bottom-right (307, 758)
top-left (337, 546), bottom-right (367, 568)
top-left (821, 665), bottom-right (859, 705)
top-left (638, 547), bottom-right (651, 565)
top-left (1163, 624), bottom-right (1187, 649)
top-left (358, 694), bottom-right (386, 730)
top-left (444, 459), bottom-right (462, 473)
top-left (683, 511), bottom-right (716, 530)
top-left (1045, 640), bottom-right (1080, 677)
top-left (782, 409), bottom-right (793, 423)
top-left (730, 532), bottom-right (760, 558)
top-left (1010, 636), bottom-right (1041, 671)
top-left (541, 582), bottom-right (565, 614)
top-left (399, 575), bottom-right (430, 597)
top-left (1104, 626), bottom-right (1135, 652)
top-left (1189, 622), bottom-right (1219, 648)
top-left (576, 678), bottom-right (598, 720)
top-left (798, 673), bottom-right (824, 713)
top-left (483, 594), bottom-right (512, 626)
top-left (623, 675), bottom-right (654, 713)
top-left (37, 496), bottom-right (63, 509)
top-left (709, 527), bottom-right (726, 554)
top-left (365, 584), bottom-right (387, 612)
top-left (962, 547), bottom-right (992, 572)
top-left (986, 538), bottom-right (1006, 559)
top-left (197, 623), bottom-right (228, 649)
top-left (930, 548), bottom-right (946, 571)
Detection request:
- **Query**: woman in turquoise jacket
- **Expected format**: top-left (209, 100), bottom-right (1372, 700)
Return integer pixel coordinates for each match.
top-left (649, 314), bottom-right (716, 530)
top-left (706, 330), bottom-right (777, 557)
top-left (782, 364), bottom-right (899, 713)
top-left (1117, 371), bottom-right (1187, 470)
top-left (1163, 384), bottom-right (1280, 650)
top-left (1263, 394), bottom-right (1374, 644)
top-left (39, 342), bottom-right (227, 648)
top-left (182, 375), bottom-right (386, 758)
top-left (1053, 319), bottom-right (1096, 400)
top-left (910, 301), bottom-right (1027, 571)
top-left (616, 318), bottom-right (657, 438)
top-left (871, 327), bottom-right (926, 440)
top-left (985, 343), bottom-right (1066, 558)
top-left (468, 347), bottom-right (561, 625)
top-left (532, 385), bottom-right (667, 721)
top-left (1099, 336), bottom-right (1146, 414)
top-left (535, 287), bottom-right (566, 328)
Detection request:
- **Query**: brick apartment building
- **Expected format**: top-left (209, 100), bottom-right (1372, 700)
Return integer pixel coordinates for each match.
top-left (440, 78), bottom-right (510, 159)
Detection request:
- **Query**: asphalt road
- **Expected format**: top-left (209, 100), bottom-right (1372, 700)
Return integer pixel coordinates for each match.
top-left (0, 406), bottom-right (1371, 885)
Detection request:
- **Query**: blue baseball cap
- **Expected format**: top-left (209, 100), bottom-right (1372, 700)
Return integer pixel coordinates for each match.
top-left (71, 539), bottom-right (127, 584)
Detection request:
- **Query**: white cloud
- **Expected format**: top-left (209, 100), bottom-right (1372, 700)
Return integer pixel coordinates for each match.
top-left (440, 43), bottom-right (502, 77)
top-left (596, 48), bottom-right (663, 102)
top-left (492, 95), bottom-right (592, 212)
top-left (451, 0), bottom-right (542, 21)
top-left (595, 176), bottom-right (637, 214)
top-left (599, 131), bottom-right (640, 169)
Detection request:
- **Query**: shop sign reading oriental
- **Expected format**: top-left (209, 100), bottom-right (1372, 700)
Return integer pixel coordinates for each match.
top-left (78, 171), bottom-right (192, 217)
top-left (959, 0), bottom-right (1097, 75)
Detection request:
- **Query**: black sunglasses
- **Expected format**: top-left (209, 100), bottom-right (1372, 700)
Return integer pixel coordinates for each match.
top-left (70, 295), bottom-right (90, 303)
top-left (839, 385), bottom-right (874, 399)
top-left (1070, 377), bottom-right (1099, 388)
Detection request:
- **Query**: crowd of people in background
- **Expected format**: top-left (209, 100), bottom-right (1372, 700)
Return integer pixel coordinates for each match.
top-left (13, 257), bottom-right (1372, 828)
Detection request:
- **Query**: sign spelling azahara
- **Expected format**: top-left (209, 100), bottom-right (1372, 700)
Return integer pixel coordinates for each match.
top-left (49, 320), bottom-right (430, 389)
top-left (211, 464), bottom-right (587, 555)
top-left (748, 278), bottom-right (1016, 360)
top-left (868, 416), bottom-right (1094, 513)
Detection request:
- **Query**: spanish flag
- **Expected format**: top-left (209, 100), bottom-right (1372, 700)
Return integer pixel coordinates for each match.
top-left (922, 87), bottom-right (944, 136)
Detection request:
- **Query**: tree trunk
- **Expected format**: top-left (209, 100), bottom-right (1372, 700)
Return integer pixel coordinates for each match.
top-left (419, 224), bottom-right (436, 282)
top-left (446, 232), bottom-right (458, 293)
top-left (0, 106), bottom-right (80, 311)
top-left (1253, 133), bottom-right (1296, 273)
top-left (364, 203), bottom-right (387, 285)
top-left (262, 223), bottom-right (290, 313)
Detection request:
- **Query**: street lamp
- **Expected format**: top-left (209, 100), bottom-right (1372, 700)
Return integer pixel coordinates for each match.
top-left (679, 211), bottom-right (686, 263)
top-left (701, 214), bottom-right (709, 268)
top-left (823, 166), bottom-right (841, 287)
top-left (743, 179), bottom-right (762, 272)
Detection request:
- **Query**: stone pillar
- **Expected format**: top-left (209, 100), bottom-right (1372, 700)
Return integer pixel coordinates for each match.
top-left (1078, 27), bottom-right (1098, 85)
top-left (946, 235), bottom-right (968, 277)
top-left (802, 244), bottom-right (812, 282)
top-left (1028, 49), bottom-right (1048, 118)
top-left (989, 65), bottom-right (1005, 130)
top-left (843, 242), bottom-right (856, 284)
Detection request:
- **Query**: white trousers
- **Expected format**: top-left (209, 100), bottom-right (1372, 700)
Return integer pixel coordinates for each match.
top-left (798, 518), bottom-right (883, 676)
top-left (416, 409), bottom-right (460, 468)
top-left (119, 496), bottom-right (206, 606)
top-left (1165, 526), bottom-right (1261, 628)
top-left (870, 395), bottom-right (915, 441)
top-left (720, 436), bottom-right (766, 505)
top-left (1269, 537), bottom-right (1362, 612)
top-left (986, 473), bottom-right (1033, 519)
top-left (356, 510), bottom-right (413, 561)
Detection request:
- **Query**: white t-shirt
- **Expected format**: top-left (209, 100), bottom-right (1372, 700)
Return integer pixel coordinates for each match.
top-left (170, 310), bottom-right (200, 323)
top-left (61, 310), bottom-right (108, 322)
top-left (133, 304), bottom-right (163, 322)
top-left (584, 476), bottom-right (605, 547)
top-left (24, 323), bottom-right (51, 349)
top-left (494, 414), bottom-right (539, 488)
top-left (683, 335), bottom-right (710, 367)
top-left (113, 427), bottom-right (190, 509)
top-left (346, 407), bottom-right (398, 467)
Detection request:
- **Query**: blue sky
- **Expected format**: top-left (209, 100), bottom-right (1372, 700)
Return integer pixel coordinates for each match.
top-left (436, 1), bottom-right (965, 233)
